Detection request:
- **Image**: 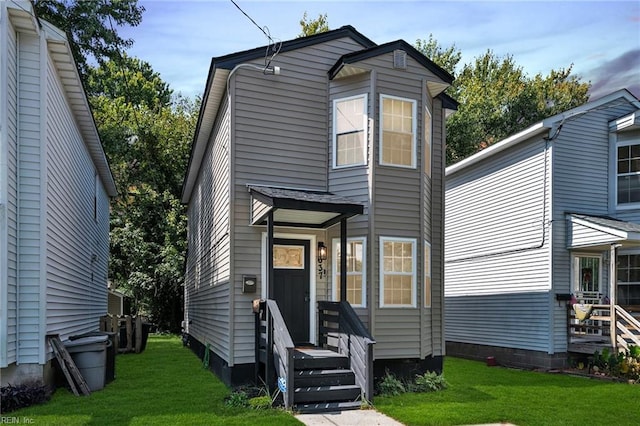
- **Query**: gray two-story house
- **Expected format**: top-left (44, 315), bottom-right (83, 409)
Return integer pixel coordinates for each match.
top-left (181, 26), bottom-right (456, 411)
top-left (445, 89), bottom-right (640, 370)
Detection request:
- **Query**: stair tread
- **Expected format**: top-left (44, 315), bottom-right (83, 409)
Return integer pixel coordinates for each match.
top-left (295, 400), bottom-right (362, 414)
top-left (295, 384), bottom-right (361, 392)
top-left (296, 369), bottom-right (353, 376)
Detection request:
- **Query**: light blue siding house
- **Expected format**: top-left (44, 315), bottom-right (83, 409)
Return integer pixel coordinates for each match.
top-left (445, 89), bottom-right (640, 369)
top-left (0, 1), bottom-right (117, 386)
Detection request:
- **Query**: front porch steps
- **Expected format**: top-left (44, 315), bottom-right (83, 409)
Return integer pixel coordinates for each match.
top-left (292, 348), bottom-right (362, 414)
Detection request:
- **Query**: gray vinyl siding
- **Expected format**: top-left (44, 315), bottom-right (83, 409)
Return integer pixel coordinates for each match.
top-left (16, 32), bottom-right (42, 363)
top-left (367, 53), bottom-right (436, 359)
top-left (327, 73), bottom-right (372, 326)
top-left (45, 56), bottom-right (109, 340)
top-left (551, 102), bottom-right (639, 352)
top-left (445, 135), bottom-right (552, 353)
top-left (230, 37), bottom-right (367, 364)
top-left (428, 97), bottom-right (445, 357)
top-left (185, 97), bottom-right (232, 362)
top-left (4, 18), bottom-right (19, 366)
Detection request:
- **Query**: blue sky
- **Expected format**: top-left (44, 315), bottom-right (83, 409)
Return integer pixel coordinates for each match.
top-left (119, 0), bottom-right (640, 100)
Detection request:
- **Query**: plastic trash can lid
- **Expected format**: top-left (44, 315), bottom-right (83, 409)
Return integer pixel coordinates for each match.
top-left (64, 334), bottom-right (109, 348)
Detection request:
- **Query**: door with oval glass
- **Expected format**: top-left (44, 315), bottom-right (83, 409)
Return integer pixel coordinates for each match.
top-left (272, 238), bottom-right (310, 345)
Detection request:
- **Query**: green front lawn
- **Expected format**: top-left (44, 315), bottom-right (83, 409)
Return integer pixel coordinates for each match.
top-left (12, 335), bottom-right (300, 425)
top-left (376, 356), bottom-right (639, 426)
top-left (12, 336), bottom-right (639, 426)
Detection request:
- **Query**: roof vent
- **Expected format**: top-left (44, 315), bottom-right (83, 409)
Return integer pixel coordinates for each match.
top-left (393, 49), bottom-right (407, 70)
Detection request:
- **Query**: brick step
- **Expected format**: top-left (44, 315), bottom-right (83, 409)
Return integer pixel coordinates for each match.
top-left (294, 400), bottom-right (362, 414)
top-left (294, 384), bottom-right (361, 404)
top-left (294, 368), bottom-right (355, 387)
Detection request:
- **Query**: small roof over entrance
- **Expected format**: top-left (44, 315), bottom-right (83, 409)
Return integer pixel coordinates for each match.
top-left (248, 185), bottom-right (364, 229)
top-left (567, 213), bottom-right (640, 250)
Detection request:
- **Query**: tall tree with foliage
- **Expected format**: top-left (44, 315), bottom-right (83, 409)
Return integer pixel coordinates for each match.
top-left (414, 40), bottom-right (590, 164)
top-left (34, 0), bottom-right (144, 83)
top-left (87, 57), bottom-right (197, 331)
top-left (299, 11), bottom-right (329, 37)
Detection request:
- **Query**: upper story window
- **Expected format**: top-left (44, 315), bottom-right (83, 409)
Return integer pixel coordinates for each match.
top-left (333, 95), bottom-right (367, 168)
top-left (617, 142), bottom-right (640, 206)
top-left (332, 237), bottom-right (366, 307)
top-left (380, 95), bottom-right (416, 168)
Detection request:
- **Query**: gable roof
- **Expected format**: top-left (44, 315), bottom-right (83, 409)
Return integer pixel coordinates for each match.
top-left (446, 89), bottom-right (640, 177)
top-left (181, 26), bottom-right (375, 203)
top-left (329, 39), bottom-right (453, 96)
top-left (7, 1), bottom-right (117, 197)
top-left (248, 185), bottom-right (364, 228)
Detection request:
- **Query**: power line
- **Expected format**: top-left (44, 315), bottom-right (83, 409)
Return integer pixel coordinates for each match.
top-left (230, 0), bottom-right (274, 43)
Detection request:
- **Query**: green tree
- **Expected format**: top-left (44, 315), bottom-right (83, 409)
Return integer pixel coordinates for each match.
top-left (414, 37), bottom-right (590, 164)
top-left (34, 0), bottom-right (144, 83)
top-left (444, 51), bottom-right (589, 164)
top-left (414, 34), bottom-right (461, 76)
top-left (299, 11), bottom-right (329, 37)
top-left (88, 58), bottom-right (197, 331)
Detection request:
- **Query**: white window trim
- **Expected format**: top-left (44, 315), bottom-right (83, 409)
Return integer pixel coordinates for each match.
top-left (379, 94), bottom-right (417, 169)
top-left (332, 94), bottom-right (368, 169)
top-left (424, 240), bottom-right (431, 308)
top-left (331, 237), bottom-right (367, 307)
top-left (615, 139), bottom-right (640, 210)
top-left (379, 236), bottom-right (417, 308)
top-left (424, 105), bottom-right (432, 178)
top-left (570, 253), bottom-right (604, 295)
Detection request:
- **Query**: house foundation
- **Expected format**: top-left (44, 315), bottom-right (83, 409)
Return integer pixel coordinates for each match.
top-left (446, 341), bottom-right (568, 370)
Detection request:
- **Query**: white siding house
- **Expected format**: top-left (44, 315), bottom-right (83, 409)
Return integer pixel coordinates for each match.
top-left (0, 1), bottom-right (117, 386)
top-left (445, 89), bottom-right (640, 369)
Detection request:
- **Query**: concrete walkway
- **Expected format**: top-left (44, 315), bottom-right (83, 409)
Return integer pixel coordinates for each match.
top-left (295, 409), bottom-right (404, 426)
top-left (296, 410), bottom-right (518, 426)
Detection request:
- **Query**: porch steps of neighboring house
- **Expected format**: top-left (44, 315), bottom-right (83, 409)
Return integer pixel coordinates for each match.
top-left (292, 348), bottom-right (362, 414)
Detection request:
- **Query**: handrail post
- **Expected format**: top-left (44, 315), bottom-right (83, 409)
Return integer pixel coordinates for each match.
top-left (609, 244), bottom-right (618, 351)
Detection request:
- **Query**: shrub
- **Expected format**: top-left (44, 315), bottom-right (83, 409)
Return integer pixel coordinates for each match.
top-left (248, 395), bottom-right (272, 409)
top-left (1, 381), bottom-right (51, 413)
top-left (414, 371), bottom-right (448, 392)
top-left (224, 390), bottom-right (248, 407)
top-left (377, 371), bottom-right (406, 396)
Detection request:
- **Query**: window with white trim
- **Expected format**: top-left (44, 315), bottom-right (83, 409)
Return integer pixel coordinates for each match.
top-left (332, 238), bottom-right (366, 307)
top-left (617, 142), bottom-right (640, 205)
top-left (380, 237), bottom-right (416, 307)
top-left (333, 95), bottom-right (367, 168)
top-left (380, 95), bottom-right (416, 168)
top-left (424, 241), bottom-right (431, 307)
top-left (617, 253), bottom-right (640, 306)
top-left (424, 107), bottom-right (432, 177)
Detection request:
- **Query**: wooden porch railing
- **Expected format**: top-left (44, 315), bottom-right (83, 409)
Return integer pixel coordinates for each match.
top-left (568, 304), bottom-right (640, 352)
top-left (318, 301), bottom-right (376, 401)
top-left (254, 299), bottom-right (295, 409)
top-left (615, 305), bottom-right (640, 350)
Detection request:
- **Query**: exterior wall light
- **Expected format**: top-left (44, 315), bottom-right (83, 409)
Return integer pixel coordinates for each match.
top-left (318, 242), bottom-right (328, 279)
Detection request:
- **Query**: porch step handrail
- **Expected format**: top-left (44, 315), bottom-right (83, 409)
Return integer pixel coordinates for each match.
top-left (255, 299), bottom-right (295, 409)
top-left (615, 305), bottom-right (640, 350)
top-left (318, 301), bottom-right (376, 401)
top-left (568, 303), bottom-right (640, 352)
